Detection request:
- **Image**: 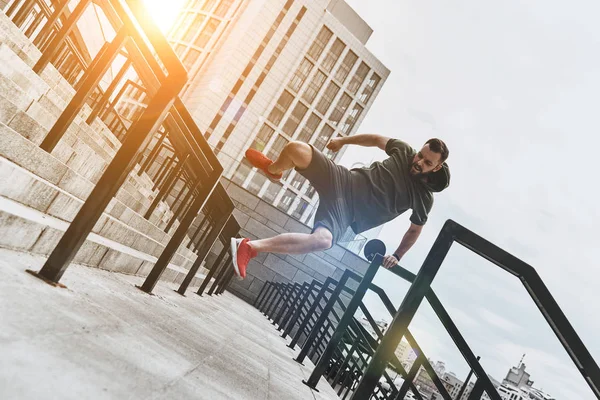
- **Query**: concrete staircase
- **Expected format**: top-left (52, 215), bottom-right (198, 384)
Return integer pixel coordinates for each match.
top-left (0, 11), bottom-right (209, 286)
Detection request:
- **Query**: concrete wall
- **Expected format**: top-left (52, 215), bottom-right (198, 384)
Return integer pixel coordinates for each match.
top-left (219, 178), bottom-right (370, 304)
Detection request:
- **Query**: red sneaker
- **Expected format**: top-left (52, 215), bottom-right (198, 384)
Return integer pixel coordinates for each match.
top-left (245, 148), bottom-right (282, 181)
top-left (230, 238), bottom-right (257, 279)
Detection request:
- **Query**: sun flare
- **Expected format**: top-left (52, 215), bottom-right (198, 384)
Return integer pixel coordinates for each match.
top-left (142, 0), bottom-right (187, 33)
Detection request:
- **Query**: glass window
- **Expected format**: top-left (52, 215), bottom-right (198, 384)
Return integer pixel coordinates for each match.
top-left (291, 198), bottom-right (309, 220)
top-left (202, 0), bottom-right (217, 11)
top-left (173, 12), bottom-right (195, 41)
top-left (358, 73), bottom-right (381, 103)
top-left (321, 38), bottom-right (345, 72)
top-left (288, 58), bottom-right (313, 93)
top-left (348, 62), bottom-right (369, 95)
top-left (183, 48), bottom-right (201, 70)
top-left (184, 13), bottom-right (206, 43)
top-left (313, 124), bottom-right (335, 152)
top-left (251, 124), bottom-right (275, 151)
top-left (302, 69), bottom-right (326, 104)
top-left (266, 135), bottom-right (289, 161)
top-left (315, 81), bottom-right (339, 116)
top-left (214, 0), bottom-right (234, 17)
top-left (195, 18), bottom-right (219, 48)
top-left (282, 102), bottom-right (308, 137)
top-left (268, 90), bottom-right (294, 125)
top-left (340, 103), bottom-right (363, 133)
top-left (289, 172), bottom-right (306, 190)
top-left (307, 26), bottom-right (333, 60)
top-left (247, 171), bottom-right (267, 195)
top-left (232, 159), bottom-right (252, 186)
top-left (328, 93), bottom-right (352, 126)
top-left (262, 182), bottom-right (283, 203)
top-left (296, 113), bottom-right (320, 142)
top-left (335, 51), bottom-right (357, 83)
top-left (277, 189), bottom-right (296, 212)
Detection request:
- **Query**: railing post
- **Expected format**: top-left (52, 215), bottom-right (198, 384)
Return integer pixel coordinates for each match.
top-left (40, 26), bottom-right (128, 152)
top-left (138, 178), bottom-right (217, 294)
top-left (86, 59), bottom-right (132, 124)
top-left (207, 255), bottom-right (232, 295)
top-left (302, 256), bottom-right (382, 390)
top-left (31, 74), bottom-right (183, 283)
top-left (32, 0), bottom-right (91, 73)
top-left (288, 278), bottom-right (333, 349)
top-left (278, 283), bottom-right (306, 332)
top-left (350, 225), bottom-right (455, 399)
top-left (216, 268), bottom-right (235, 294)
top-left (253, 281), bottom-right (271, 307)
top-left (177, 212), bottom-right (231, 295)
top-left (282, 280), bottom-right (320, 339)
top-left (196, 238), bottom-right (230, 296)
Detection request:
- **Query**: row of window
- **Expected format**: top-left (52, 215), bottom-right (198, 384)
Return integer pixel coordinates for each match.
top-left (169, 0), bottom-right (238, 71)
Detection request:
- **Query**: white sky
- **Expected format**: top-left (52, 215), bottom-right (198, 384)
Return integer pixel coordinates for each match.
top-left (338, 1), bottom-right (600, 398)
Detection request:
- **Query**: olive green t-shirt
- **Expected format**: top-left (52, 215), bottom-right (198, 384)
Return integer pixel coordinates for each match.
top-left (349, 139), bottom-right (434, 234)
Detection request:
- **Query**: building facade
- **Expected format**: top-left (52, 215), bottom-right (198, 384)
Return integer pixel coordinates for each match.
top-left (168, 0), bottom-right (389, 231)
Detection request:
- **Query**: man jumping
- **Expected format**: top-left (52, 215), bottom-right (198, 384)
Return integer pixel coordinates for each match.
top-left (230, 134), bottom-right (450, 278)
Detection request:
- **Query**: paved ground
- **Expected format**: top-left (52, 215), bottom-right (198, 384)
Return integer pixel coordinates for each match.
top-left (0, 248), bottom-right (340, 400)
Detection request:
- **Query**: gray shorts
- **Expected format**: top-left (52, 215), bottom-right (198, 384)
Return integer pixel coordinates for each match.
top-left (295, 145), bottom-right (354, 247)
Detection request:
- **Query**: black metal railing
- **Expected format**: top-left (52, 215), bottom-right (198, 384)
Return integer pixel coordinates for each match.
top-left (5, 0), bottom-right (240, 293)
top-left (254, 220), bottom-right (600, 399)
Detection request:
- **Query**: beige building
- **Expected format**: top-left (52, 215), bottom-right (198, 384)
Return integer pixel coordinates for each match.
top-left (168, 0), bottom-right (389, 228)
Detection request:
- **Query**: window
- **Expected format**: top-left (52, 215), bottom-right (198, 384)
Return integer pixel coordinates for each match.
top-left (282, 102), bottom-right (308, 136)
top-left (359, 73), bottom-right (381, 103)
top-left (263, 182), bottom-right (283, 203)
top-left (316, 82), bottom-right (340, 115)
top-left (232, 159), bottom-right (252, 186)
top-left (268, 90), bottom-right (294, 125)
top-left (266, 135), bottom-right (288, 160)
top-left (289, 172), bottom-right (306, 190)
top-left (302, 70), bottom-right (326, 104)
top-left (183, 48), bottom-right (201, 70)
top-left (307, 27), bottom-right (333, 60)
top-left (184, 14), bottom-right (206, 43)
top-left (321, 38), bottom-right (345, 72)
top-left (291, 198), bottom-right (309, 220)
top-left (195, 18), bottom-right (219, 48)
top-left (277, 190), bottom-right (296, 212)
top-left (340, 103), bottom-right (363, 133)
top-left (214, 0), bottom-right (234, 17)
top-left (173, 12), bottom-right (195, 41)
top-left (247, 171), bottom-right (267, 195)
top-left (305, 184), bottom-right (316, 198)
top-left (251, 124), bottom-right (275, 151)
top-left (297, 113), bottom-right (321, 142)
top-left (289, 58), bottom-right (313, 93)
top-left (313, 124), bottom-right (335, 152)
top-left (335, 51), bottom-right (357, 83)
top-left (202, 0), bottom-right (217, 12)
top-left (348, 62), bottom-right (369, 94)
top-left (328, 93), bottom-right (352, 126)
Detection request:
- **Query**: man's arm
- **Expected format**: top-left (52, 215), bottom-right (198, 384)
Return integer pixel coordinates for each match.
top-left (382, 223), bottom-right (423, 269)
top-left (327, 134), bottom-right (390, 152)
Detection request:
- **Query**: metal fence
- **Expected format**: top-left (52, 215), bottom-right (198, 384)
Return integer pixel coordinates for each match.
top-left (255, 220), bottom-right (600, 400)
top-left (5, 0), bottom-right (240, 293)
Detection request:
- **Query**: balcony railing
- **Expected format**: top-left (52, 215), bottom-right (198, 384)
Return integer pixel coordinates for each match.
top-left (5, 0), bottom-right (240, 293)
top-left (255, 220), bottom-right (600, 400)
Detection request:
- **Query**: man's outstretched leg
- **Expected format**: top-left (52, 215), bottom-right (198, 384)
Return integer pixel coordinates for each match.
top-left (231, 227), bottom-right (333, 278)
top-left (245, 141), bottom-right (313, 181)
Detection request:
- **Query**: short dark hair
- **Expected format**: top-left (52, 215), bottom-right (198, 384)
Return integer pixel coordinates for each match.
top-left (425, 138), bottom-right (449, 163)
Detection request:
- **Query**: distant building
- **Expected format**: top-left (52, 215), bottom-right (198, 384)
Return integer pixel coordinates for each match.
top-left (496, 356), bottom-right (556, 400)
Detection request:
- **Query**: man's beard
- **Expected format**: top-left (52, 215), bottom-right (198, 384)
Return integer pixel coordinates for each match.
top-left (410, 162), bottom-right (426, 177)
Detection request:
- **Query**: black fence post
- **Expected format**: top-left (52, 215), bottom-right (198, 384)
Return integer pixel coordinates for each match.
top-left (302, 255), bottom-right (382, 390)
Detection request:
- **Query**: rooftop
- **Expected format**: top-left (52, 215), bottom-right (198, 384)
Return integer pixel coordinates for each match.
top-left (0, 248), bottom-right (339, 400)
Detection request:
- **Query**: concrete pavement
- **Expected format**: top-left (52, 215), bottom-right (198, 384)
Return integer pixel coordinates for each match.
top-left (0, 248), bottom-right (340, 400)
